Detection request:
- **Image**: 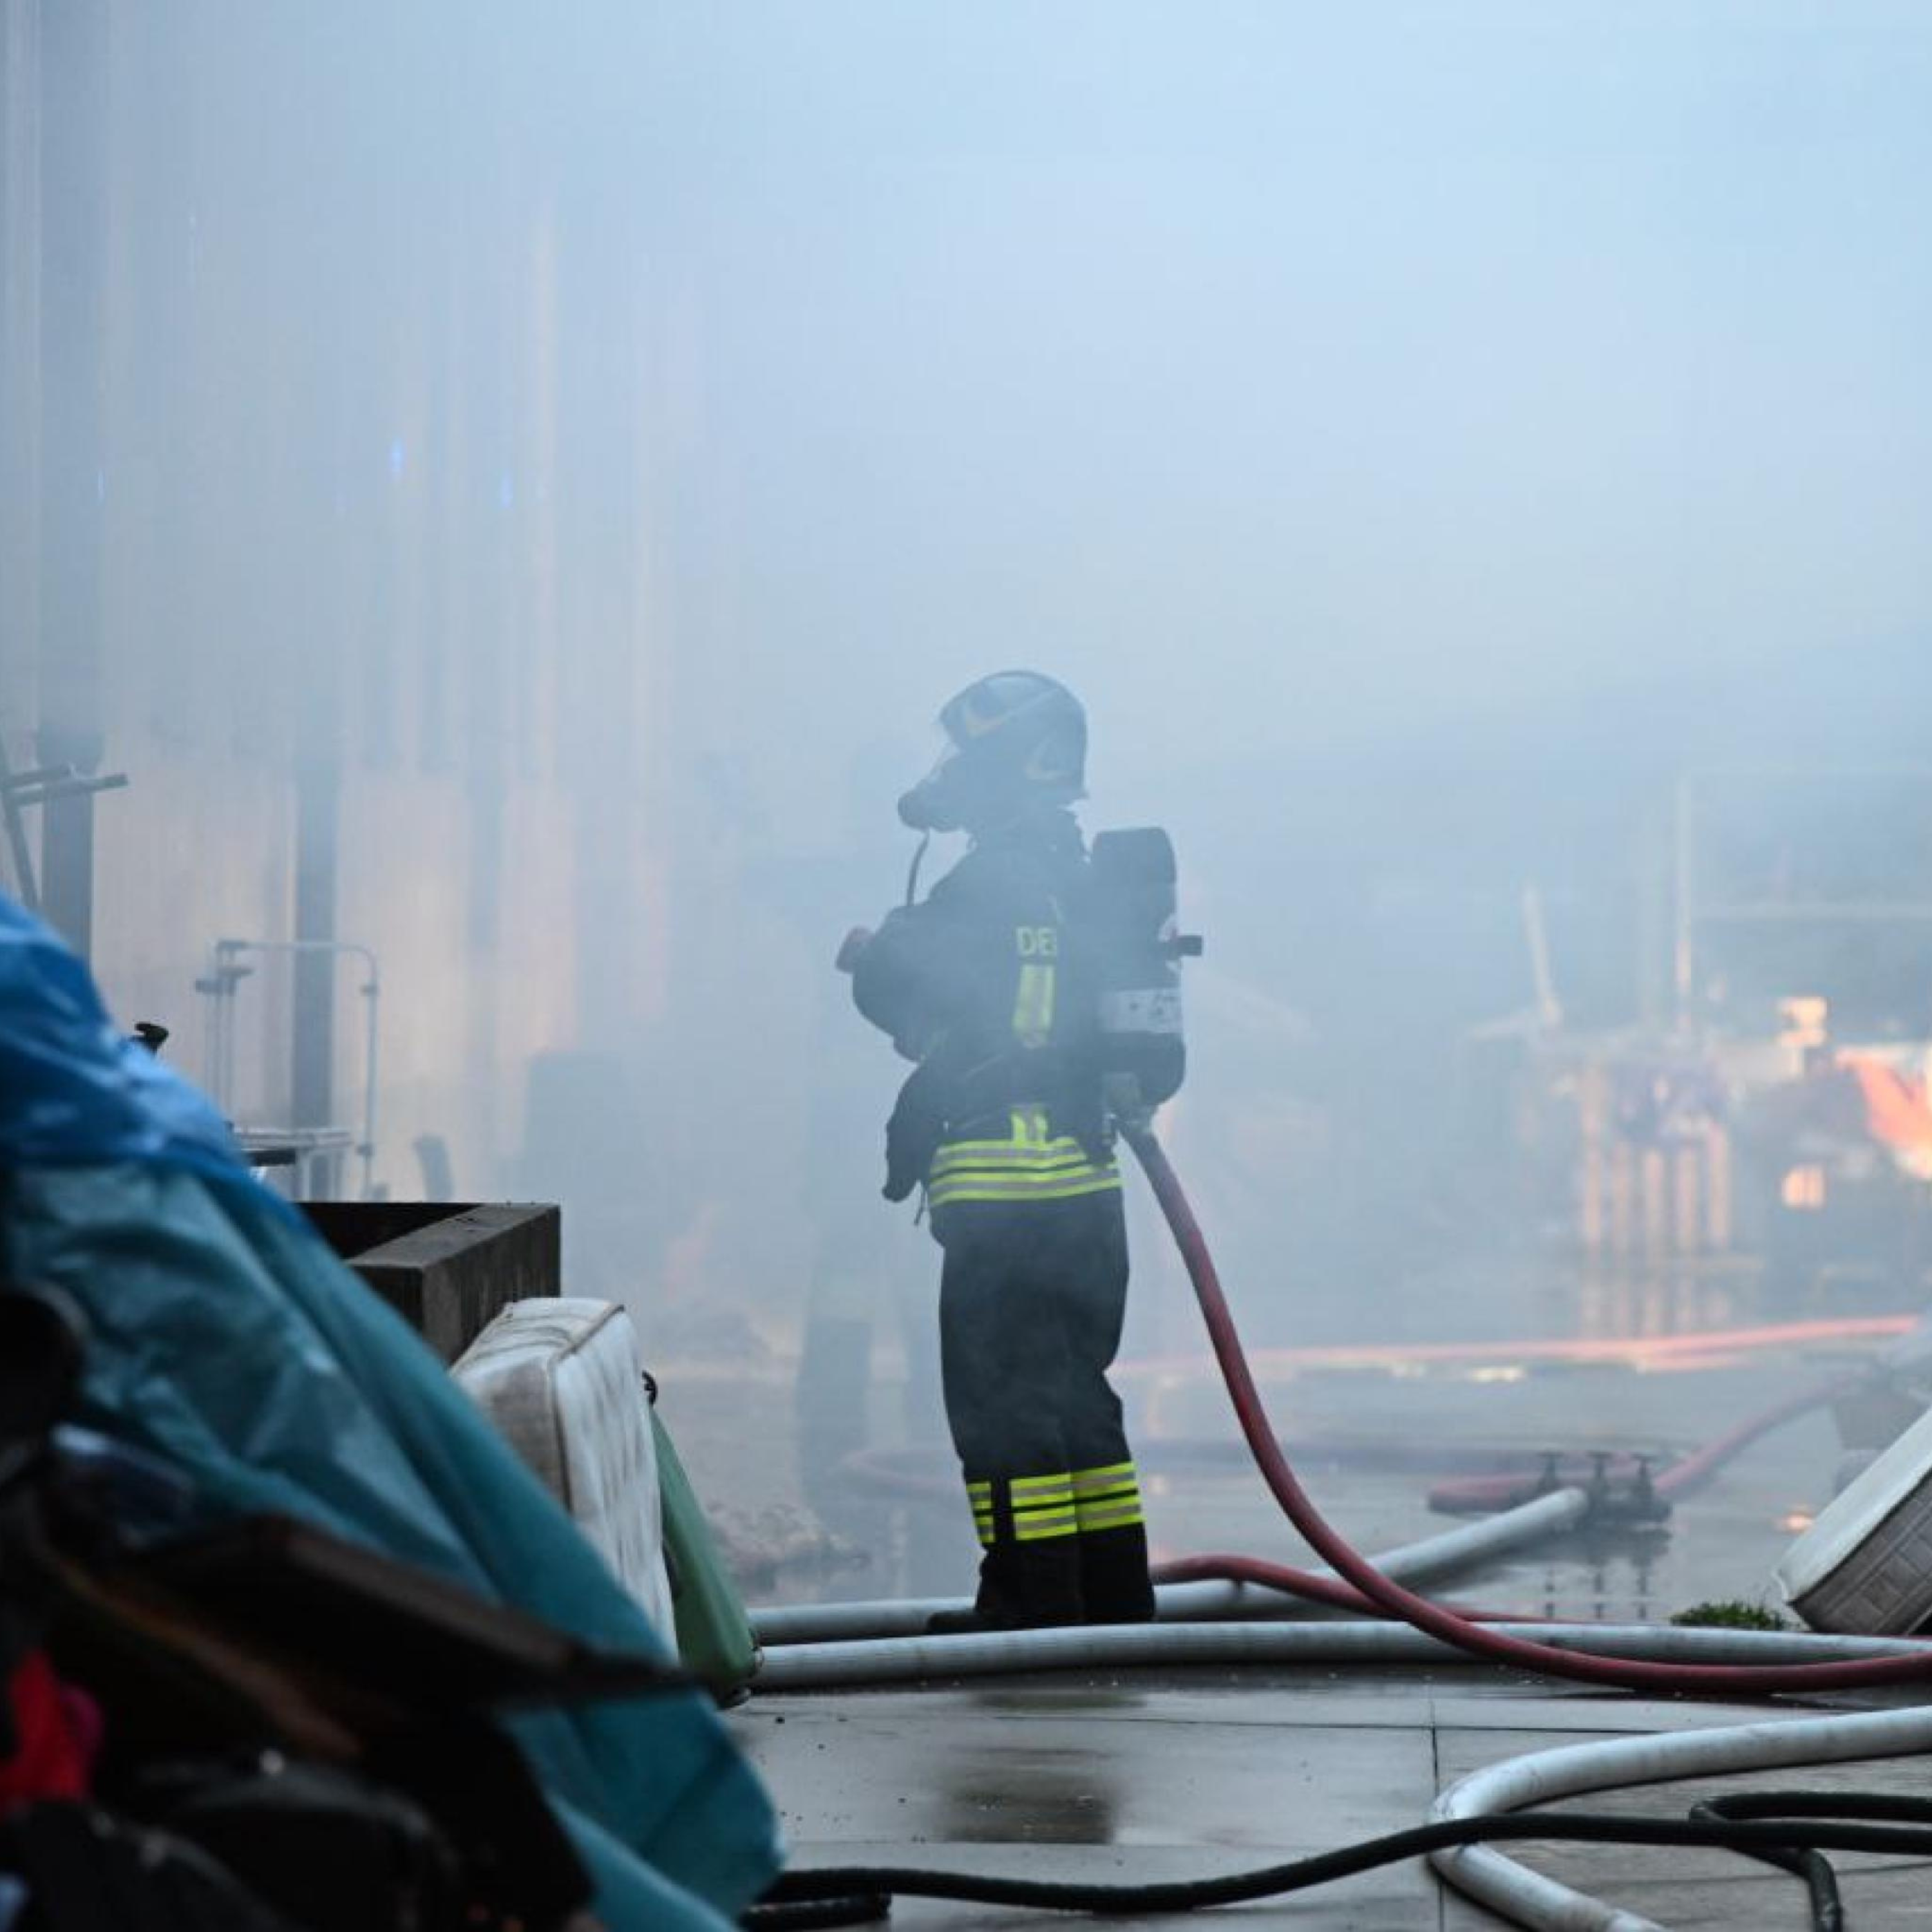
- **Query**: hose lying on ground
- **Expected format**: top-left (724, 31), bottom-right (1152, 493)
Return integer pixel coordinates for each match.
top-left (751, 1486), bottom-right (1588, 1645)
top-left (1427, 1374), bottom-right (1859, 1516)
top-left (757, 1645), bottom-right (1932, 1928)
top-left (749, 1130), bottom-right (1932, 1929)
top-left (762, 1130), bottom-right (1932, 1690)
top-left (1120, 1119), bottom-right (1932, 1694)
top-left (1430, 1695), bottom-right (1932, 1929)
top-left (746, 1701), bottom-right (1932, 1929)
top-left (748, 1801), bottom-right (1932, 1930)
top-left (750, 1131), bottom-right (1932, 1926)
top-left (1688, 1793), bottom-right (1932, 1932)
top-left (752, 1616), bottom-right (1927, 1692)
top-left (1112, 1315), bottom-right (1920, 1381)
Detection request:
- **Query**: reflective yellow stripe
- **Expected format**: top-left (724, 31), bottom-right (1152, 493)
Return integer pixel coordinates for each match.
top-left (931, 1110), bottom-right (1119, 1206)
top-left (929, 1165), bottom-right (1114, 1193)
top-left (1010, 1472), bottom-right (1074, 1499)
top-left (932, 1143), bottom-right (1113, 1175)
top-left (929, 1171), bottom-right (1123, 1207)
top-left (930, 1148), bottom-right (1101, 1175)
top-left (1071, 1463), bottom-right (1136, 1492)
top-left (933, 1135), bottom-right (1112, 1175)
top-left (1013, 1506), bottom-right (1079, 1542)
top-left (967, 1470), bottom-right (1086, 1546)
top-left (1013, 961), bottom-right (1056, 1047)
top-left (1072, 1461), bottom-right (1144, 1533)
top-left (1014, 1511), bottom-right (1076, 1535)
top-left (934, 1110), bottom-right (1112, 1163)
top-left (1075, 1498), bottom-right (1145, 1533)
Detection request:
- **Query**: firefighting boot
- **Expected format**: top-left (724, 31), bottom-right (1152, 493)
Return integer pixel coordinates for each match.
top-left (928, 1475), bottom-right (1086, 1632)
top-left (1077, 1522), bottom-right (1156, 1624)
top-left (926, 1542), bottom-right (1085, 1635)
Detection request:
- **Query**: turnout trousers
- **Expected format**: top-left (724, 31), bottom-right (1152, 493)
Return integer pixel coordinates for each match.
top-left (933, 1188), bottom-right (1155, 1626)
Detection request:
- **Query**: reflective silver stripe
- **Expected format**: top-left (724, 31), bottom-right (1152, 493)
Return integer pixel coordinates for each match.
top-left (1012, 1495), bottom-right (1074, 1518)
top-left (1010, 1473), bottom-right (1075, 1500)
top-left (1070, 1462), bottom-right (1137, 1493)
top-left (1075, 1497), bottom-right (1146, 1533)
top-left (932, 1110), bottom-right (1118, 1204)
top-left (1072, 1461), bottom-right (1144, 1533)
top-left (1013, 1506), bottom-right (1079, 1542)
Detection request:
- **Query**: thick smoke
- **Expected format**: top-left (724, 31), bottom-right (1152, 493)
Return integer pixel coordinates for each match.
top-left (4, 2), bottom-right (1930, 1602)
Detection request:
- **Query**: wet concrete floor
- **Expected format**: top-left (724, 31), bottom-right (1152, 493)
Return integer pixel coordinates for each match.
top-left (674, 1242), bottom-right (1931, 1925)
top-left (736, 1672), bottom-right (1932, 1926)
top-left (675, 1305), bottom-right (1894, 1624)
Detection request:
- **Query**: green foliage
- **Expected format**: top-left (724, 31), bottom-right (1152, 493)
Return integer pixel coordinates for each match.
top-left (1669, 1598), bottom-right (1792, 1631)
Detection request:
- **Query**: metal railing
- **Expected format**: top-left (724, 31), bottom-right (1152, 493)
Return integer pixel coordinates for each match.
top-left (199, 938), bottom-right (381, 1200)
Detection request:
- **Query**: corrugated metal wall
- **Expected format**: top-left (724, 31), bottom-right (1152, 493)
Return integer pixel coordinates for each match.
top-left (0, 1), bottom-right (683, 1220)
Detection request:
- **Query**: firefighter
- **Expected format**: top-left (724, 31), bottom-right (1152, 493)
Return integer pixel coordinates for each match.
top-left (840, 672), bottom-right (1156, 1631)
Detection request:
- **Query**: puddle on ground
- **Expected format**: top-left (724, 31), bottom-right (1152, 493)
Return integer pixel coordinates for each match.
top-left (739, 1247), bottom-right (1919, 1620)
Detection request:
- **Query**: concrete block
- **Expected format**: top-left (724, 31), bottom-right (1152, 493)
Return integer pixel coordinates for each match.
top-left (303, 1201), bottom-right (560, 1361)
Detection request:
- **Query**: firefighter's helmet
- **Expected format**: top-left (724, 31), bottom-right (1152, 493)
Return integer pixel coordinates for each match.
top-left (898, 671), bottom-right (1088, 833)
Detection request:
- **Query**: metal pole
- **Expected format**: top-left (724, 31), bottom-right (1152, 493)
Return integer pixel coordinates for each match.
top-left (359, 960), bottom-right (379, 1200)
top-left (34, 0), bottom-right (109, 961)
top-left (291, 768), bottom-right (339, 1184)
top-left (0, 738), bottom-right (42, 910)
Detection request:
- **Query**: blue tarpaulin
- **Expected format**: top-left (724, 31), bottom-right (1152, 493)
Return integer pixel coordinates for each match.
top-left (0, 894), bottom-right (782, 1928)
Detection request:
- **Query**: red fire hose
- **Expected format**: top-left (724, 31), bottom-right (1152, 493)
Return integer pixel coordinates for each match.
top-left (1122, 1121), bottom-right (1932, 1695)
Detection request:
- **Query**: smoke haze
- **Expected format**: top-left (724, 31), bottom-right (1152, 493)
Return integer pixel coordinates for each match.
top-left (5, 1), bottom-right (1931, 1594)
